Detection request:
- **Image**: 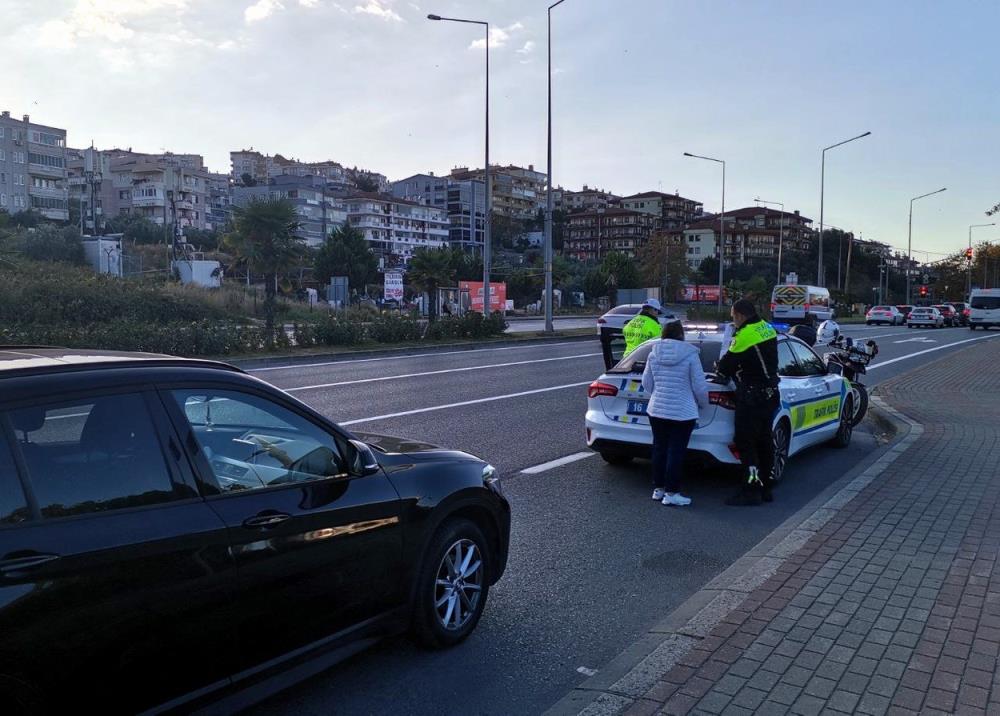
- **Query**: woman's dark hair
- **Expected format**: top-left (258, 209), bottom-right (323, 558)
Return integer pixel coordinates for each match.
top-left (662, 320), bottom-right (684, 341)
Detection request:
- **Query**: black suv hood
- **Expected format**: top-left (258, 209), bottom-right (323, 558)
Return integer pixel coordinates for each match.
top-left (354, 432), bottom-right (482, 465)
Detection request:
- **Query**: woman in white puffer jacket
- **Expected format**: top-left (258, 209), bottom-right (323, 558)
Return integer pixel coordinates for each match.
top-left (641, 321), bottom-right (710, 506)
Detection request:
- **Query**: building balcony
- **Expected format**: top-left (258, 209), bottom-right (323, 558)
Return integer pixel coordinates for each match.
top-left (132, 196), bottom-right (166, 208)
top-left (28, 164), bottom-right (66, 180)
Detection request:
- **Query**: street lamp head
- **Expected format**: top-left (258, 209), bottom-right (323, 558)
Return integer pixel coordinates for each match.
top-left (427, 13), bottom-right (442, 20)
top-left (861, 131), bottom-right (872, 137)
top-left (682, 152), bottom-right (694, 157)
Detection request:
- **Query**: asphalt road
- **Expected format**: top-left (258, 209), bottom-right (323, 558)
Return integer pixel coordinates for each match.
top-left (243, 325), bottom-right (999, 716)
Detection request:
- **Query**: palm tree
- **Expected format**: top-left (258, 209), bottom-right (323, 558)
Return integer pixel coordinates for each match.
top-left (407, 248), bottom-right (455, 322)
top-left (224, 198), bottom-right (303, 340)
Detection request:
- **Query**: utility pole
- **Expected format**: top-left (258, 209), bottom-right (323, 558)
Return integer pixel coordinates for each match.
top-left (844, 232), bottom-right (856, 303)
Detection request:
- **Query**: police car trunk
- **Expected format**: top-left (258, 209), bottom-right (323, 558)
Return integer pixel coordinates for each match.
top-left (586, 329), bottom-right (740, 465)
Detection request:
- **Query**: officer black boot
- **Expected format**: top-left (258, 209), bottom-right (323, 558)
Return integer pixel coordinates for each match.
top-left (762, 477), bottom-right (774, 503)
top-left (726, 466), bottom-right (764, 506)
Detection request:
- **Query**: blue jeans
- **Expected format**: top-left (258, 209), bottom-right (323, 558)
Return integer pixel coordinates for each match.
top-left (649, 417), bottom-right (696, 493)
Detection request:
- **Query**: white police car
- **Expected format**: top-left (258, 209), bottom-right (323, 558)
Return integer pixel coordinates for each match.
top-left (585, 324), bottom-right (854, 481)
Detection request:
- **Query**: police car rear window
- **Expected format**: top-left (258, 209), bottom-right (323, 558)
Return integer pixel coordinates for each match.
top-left (608, 341), bottom-right (721, 375)
top-left (609, 306), bottom-right (640, 315)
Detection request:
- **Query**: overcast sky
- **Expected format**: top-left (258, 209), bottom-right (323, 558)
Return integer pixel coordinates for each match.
top-left (5, 0), bottom-right (998, 260)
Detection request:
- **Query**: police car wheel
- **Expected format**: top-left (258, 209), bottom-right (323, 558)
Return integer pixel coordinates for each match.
top-left (831, 396), bottom-right (854, 449)
top-left (771, 421), bottom-right (790, 484)
top-left (600, 453), bottom-right (633, 466)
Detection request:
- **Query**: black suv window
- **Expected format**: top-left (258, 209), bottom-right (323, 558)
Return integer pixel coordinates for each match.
top-left (8, 393), bottom-right (179, 519)
top-left (171, 390), bottom-right (348, 492)
top-left (0, 434), bottom-right (29, 525)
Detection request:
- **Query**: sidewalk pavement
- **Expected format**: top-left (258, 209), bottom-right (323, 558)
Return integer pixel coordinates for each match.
top-left (611, 338), bottom-right (1000, 716)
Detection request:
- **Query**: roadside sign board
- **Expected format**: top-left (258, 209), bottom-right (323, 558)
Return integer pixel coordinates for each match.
top-left (384, 271), bottom-right (404, 302)
top-left (459, 281), bottom-right (507, 313)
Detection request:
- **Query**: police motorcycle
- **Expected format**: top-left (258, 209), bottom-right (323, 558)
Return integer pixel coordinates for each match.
top-left (789, 320), bottom-right (878, 426)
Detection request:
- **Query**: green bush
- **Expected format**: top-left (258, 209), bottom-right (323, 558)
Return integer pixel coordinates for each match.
top-left (313, 315), bottom-right (366, 346)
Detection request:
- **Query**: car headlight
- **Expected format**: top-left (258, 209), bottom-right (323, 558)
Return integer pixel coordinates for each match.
top-left (482, 464), bottom-right (502, 493)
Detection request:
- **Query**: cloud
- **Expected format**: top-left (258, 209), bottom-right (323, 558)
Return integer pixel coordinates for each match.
top-left (245, 0), bottom-right (284, 23)
top-left (354, 0), bottom-right (402, 22)
top-left (35, 0), bottom-right (191, 49)
top-left (299, 0), bottom-right (320, 6)
top-left (469, 22), bottom-right (524, 50)
top-left (516, 40), bottom-right (535, 55)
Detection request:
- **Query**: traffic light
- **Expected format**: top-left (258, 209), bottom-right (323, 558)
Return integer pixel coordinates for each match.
top-left (966, 247), bottom-right (974, 260)
top-left (919, 286), bottom-right (928, 298)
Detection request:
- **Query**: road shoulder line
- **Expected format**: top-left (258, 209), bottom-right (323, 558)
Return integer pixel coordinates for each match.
top-left (543, 396), bottom-right (920, 716)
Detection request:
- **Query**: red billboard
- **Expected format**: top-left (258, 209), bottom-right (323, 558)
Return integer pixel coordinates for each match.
top-left (460, 281), bottom-right (507, 313)
top-left (681, 285), bottom-right (725, 303)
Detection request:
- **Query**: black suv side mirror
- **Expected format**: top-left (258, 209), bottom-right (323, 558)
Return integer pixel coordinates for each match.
top-left (348, 439), bottom-right (381, 477)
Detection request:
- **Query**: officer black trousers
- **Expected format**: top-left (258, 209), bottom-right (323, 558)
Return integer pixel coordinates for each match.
top-left (732, 400), bottom-right (779, 500)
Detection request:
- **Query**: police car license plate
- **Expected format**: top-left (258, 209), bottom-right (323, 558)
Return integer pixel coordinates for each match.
top-left (627, 400), bottom-right (648, 416)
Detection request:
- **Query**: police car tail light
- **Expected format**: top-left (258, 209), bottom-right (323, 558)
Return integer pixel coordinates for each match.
top-left (709, 391), bottom-right (736, 410)
top-left (588, 381), bottom-right (619, 399)
top-left (770, 303), bottom-right (776, 312)
top-left (597, 318), bottom-right (607, 324)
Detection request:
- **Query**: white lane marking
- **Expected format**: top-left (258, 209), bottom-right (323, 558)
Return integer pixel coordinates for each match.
top-left (894, 337), bottom-right (936, 344)
top-left (577, 666), bottom-right (599, 677)
top-left (248, 341), bottom-right (592, 373)
top-left (340, 381), bottom-right (592, 426)
top-left (520, 451), bottom-right (596, 474)
top-left (285, 353), bottom-right (601, 393)
top-left (868, 333), bottom-right (1000, 371)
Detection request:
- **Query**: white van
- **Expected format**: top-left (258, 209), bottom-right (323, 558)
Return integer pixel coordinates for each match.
top-left (770, 284), bottom-right (834, 326)
top-left (969, 288), bottom-right (1000, 330)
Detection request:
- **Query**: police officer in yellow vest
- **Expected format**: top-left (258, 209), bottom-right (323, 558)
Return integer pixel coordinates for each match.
top-left (716, 299), bottom-right (780, 506)
top-left (623, 299), bottom-right (664, 356)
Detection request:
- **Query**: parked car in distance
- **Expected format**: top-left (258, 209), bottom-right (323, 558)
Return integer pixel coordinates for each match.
top-left (933, 304), bottom-right (959, 327)
top-left (969, 289), bottom-right (1000, 330)
top-left (597, 303), bottom-right (677, 367)
top-left (948, 302), bottom-right (970, 326)
top-left (895, 305), bottom-right (915, 320)
top-left (0, 348), bottom-right (510, 715)
top-left (907, 306), bottom-right (944, 328)
top-left (865, 305), bottom-right (903, 326)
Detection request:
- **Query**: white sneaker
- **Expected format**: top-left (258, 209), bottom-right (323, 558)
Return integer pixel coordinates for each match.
top-left (662, 493), bottom-right (692, 507)
top-left (652, 488), bottom-right (667, 501)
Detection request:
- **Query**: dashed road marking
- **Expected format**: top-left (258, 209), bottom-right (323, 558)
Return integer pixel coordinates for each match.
top-left (520, 451), bottom-right (596, 474)
top-left (285, 353), bottom-right (601, 392)
top-left (248, 341), bottom-right (593, 373)
top-left (340, 381), bottom-right (592, 426)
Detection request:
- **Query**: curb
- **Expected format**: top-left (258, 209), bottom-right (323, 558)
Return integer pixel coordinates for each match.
top-left (224, 333), bottom-right (596, 370)
top-left (543, 397), bottom-right (922, 716)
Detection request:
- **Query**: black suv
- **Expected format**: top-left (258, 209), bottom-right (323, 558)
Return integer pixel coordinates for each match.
top-left (0, 348), bottom-right (510, 714)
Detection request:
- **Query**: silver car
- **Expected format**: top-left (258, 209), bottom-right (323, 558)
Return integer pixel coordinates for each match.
top-left (907, 306), bottom-right (944, 328)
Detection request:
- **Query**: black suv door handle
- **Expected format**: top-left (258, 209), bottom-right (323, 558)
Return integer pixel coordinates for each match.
top-left (242, 512), bottom-right (291, 529)
top-left (0, 553), bottom-right (61, 575)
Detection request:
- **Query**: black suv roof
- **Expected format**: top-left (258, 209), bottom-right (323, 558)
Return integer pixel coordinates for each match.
top-left (0, 346), bottom-right (241, 378)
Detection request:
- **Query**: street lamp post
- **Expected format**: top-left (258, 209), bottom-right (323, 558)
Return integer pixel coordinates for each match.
top-left (968, 223), bottom-right (995, 296)
top-left (818, 131), bottom-right (871, 288)
top-left (544, 0), bottom-right (569, 333)
top-left (905, 187), bottom-right (947, 304)
top-left (428, 13), bottom-right (492, 316)
top-left (755, 197), bottom-right (785, 283)
top-left (684, 152), bottom-right (725, 312)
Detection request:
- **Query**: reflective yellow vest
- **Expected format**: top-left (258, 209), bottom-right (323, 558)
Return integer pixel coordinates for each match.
top-left (623, 313), bottom-right (661, 356)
